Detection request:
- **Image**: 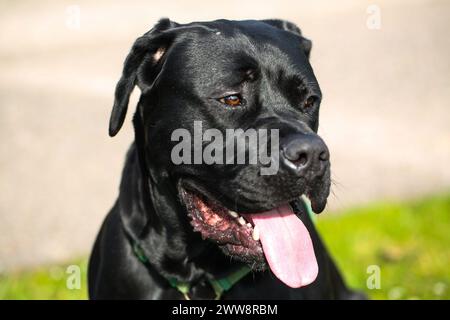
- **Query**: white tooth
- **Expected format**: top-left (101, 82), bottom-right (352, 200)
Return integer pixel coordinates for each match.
top-left (228, 210), bottom-right (239, 218)
top-left (238, 217), bottom-right (246, 225)
top-left (252, 226), bottom-right (260, 241)
top-left (246, 223), bottom-right (252, 228)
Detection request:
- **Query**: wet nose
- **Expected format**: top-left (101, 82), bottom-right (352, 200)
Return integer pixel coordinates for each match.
top-left (280, 133), bottom-right (329, 176)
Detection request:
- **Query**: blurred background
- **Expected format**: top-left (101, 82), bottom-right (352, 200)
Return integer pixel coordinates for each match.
top-left (0, 0), bottom-right (449, 299)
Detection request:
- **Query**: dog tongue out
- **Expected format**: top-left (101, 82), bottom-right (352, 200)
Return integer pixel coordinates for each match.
top-left (246, 204), bottom-right (318, 288)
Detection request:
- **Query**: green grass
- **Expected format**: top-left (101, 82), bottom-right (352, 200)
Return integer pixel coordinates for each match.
top-left (0, 258), bottom-right (88, 300)
top-left (0, 193), bottom-right (449, 300)
top-left (316, 193), bottom-right (450, 299)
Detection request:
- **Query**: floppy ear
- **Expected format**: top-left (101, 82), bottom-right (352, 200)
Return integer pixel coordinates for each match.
top-left (261, 19), bottom-right (312, 59)
top-left (108, 18), bottom-right (179, 137)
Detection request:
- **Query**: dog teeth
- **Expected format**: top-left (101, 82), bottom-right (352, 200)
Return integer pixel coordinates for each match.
top-left (228, 211), bottom-right (252, 228)
top-left (228, 210), bottom-right (239, 218)
top-left (252, 226), bottom-right (260, 241)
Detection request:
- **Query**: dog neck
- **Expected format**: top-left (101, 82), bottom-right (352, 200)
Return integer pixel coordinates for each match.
top-left (118, 142), bottom-right (244, 287)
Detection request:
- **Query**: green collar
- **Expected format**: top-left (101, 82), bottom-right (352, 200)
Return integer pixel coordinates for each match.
top-left (301, 194), bottom-right (316, 222)
top-left (131, 197), bottom-right (313, 299)
top-left (132, 241), bottom-right (251, 300)
top-left (168, 266), bottom-right (251, 300)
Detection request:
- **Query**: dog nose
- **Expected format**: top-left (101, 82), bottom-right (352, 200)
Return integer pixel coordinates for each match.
top-left (281, 134), bottom-right (329, 176)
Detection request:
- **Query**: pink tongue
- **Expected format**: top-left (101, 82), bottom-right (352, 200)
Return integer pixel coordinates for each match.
top-left (247, 204), bottom-right (318, 288)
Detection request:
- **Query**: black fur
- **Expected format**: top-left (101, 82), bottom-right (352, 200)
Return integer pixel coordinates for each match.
top-left (89, 18), bottom-right (364, 299)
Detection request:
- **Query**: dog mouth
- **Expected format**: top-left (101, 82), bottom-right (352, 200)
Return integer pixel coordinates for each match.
top-left (178, 183), bottom-right (319, 288)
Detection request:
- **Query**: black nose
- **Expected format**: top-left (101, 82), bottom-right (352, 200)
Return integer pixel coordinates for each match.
top-left (281, 134), bottom-right (329, 176)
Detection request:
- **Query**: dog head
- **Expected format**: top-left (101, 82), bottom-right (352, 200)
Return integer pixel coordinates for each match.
top-left (109, 18), bottom-right (330, 287)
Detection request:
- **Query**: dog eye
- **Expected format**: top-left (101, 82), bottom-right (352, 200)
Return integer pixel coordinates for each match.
top-left (219, 94), bottom-right (244, 107)
top-left (303, 96), bottom-right (316, 109)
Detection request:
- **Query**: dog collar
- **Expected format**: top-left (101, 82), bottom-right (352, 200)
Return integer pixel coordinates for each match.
top-left (167, 266), bottom-right (251, 300)
top-left (132, 241), bottom-right (251, 300)
top-left (301, 195), bottom-right (316, 222)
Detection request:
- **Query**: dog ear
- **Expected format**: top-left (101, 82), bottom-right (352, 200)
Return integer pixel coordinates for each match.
top-left (109, 18), bottom-right (179, 137)
top-left (261, 19), bottom-right (312, 59)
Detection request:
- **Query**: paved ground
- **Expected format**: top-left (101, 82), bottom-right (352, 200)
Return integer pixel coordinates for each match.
top-left (0, 0), bottom-right (449, 271)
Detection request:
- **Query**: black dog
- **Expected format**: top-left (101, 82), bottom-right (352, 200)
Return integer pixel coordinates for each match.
top-left (88, 18), bottom-right (363, 299)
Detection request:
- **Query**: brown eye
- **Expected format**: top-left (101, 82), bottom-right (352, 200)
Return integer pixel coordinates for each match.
top-left (219, 94), bottom-right (243, 107)
top-left (304, 96), bottom-right (316, 109)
